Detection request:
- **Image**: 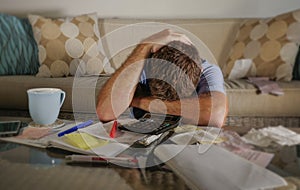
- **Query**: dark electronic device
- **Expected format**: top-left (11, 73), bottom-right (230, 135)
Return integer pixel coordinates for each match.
top-left (0, 120), bottom-right (22, 137)
top-left (119, 113), bottom-right (181, 135)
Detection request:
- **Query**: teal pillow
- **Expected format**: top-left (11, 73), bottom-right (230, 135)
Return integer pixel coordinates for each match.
top-left (292, 46), bottom-right (300, 80)
top-left (0, 14), bottom-right (39, 75)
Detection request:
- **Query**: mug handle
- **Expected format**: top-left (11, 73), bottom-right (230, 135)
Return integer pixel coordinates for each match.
top-left (60, 91), bottom-right (66, 108)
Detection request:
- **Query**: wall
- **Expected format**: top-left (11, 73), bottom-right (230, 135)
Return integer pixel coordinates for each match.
top-left (99, 19), bottom-right (241, 69)
top-left (1, 0), bottom-right (299, 67)
top-left (0, 0), bottom-right (300, 19)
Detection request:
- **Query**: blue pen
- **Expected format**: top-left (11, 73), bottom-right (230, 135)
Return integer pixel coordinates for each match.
top-left (57, 120), bottom-right (94, 137)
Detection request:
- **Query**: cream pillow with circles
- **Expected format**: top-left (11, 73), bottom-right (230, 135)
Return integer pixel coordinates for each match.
top-left (224, 9), bottom-right (300, 81)
top-left (28, 13), bottom-right (114, 77)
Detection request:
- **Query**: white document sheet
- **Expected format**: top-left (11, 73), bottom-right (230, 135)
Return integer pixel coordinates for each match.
top-left (217, 130), bottom-right (274, 167)
top-left (228, 59), bottom-right (253, 80)
top-left (242, 125), bottom-right (300, 147)
top-left (78, 120), bottom-right (146, 157)
top-left (154, 144), bottom-right (287, 190)
top-left (79, 119), bottom-right (145, 144)
top-left (0, 120), bottom-right (144, 157)
top-left (231, 148), bottom-right (274, 168)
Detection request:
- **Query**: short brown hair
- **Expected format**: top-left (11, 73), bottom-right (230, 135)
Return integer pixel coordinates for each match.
top-left (145, 41), bottom-right (202, 101)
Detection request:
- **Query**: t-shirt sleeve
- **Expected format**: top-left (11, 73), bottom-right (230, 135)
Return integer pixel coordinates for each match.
top-left (197, 62), bottom-right (226, 94)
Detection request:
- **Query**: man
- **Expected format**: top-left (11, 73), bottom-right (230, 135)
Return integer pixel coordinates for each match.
top-left (96, 29), bottom-right (228, 127)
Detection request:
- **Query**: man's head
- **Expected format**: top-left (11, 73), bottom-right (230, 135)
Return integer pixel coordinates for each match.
top-left (145, 40), bottom-right (202, 101)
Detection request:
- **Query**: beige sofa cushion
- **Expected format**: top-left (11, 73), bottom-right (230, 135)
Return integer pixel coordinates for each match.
top-left (225, 79), bottom-right (300, 117)
top-left (1, 18), bottom-right (299, 120)
top-left (0, 76), bottom-right (299, 118)
top-left (0, 76), bottom-right (108, 114)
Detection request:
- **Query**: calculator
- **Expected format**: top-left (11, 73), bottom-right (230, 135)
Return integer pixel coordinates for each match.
top-left (119, 113), bottom-right (181, 135)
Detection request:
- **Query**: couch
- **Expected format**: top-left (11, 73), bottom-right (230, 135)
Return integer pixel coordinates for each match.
top-left (1, 12), bottom-right (300, 128)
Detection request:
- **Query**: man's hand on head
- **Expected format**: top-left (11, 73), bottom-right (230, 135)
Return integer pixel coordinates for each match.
top-left (141, 29), bottom-right (193, 53)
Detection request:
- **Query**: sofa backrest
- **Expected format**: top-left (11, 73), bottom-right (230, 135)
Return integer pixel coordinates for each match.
top-left (98, 18), bottom-right (242, 69)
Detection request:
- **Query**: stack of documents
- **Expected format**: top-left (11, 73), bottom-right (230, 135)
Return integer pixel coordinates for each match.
top-left (154, 144), bottom-right (287, 190)
top-left (0, 119), bottom-right (146, 157)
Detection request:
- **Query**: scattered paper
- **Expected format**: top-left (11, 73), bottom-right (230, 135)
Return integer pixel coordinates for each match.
top-left (79, 120), bottom-right (145, 144)
top-left (16, 127), bottom-right (55, 140)
top-left (171, 128), bottom-right (275, 167)
top-left (242, 126), bottom-right (300, 147)
top-left (218, 130), bottom-right (254, 151)
top-left (90, 143), bottom-right (129, 157)
top-left (231, 148), bottom-right (274, 168)
top-left (63, 132), bottom-right (108, 150)
top-left (248, 77), bottom-right (284, 96)
top-left (228, 59), bottom-right (253, 80)
top-left (171, 126), bottom-right (225, 145)
top-left (76, 120), bottom-right (146, 157)
top-left (218, 130), bottom-right (274, 167)
top-left (154, 144), bottom-right (287, 190)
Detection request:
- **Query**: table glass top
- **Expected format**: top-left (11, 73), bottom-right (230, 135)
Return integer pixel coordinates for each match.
top-left (0, 117), bottom-right (299, 189)
top-left (0, 141), bottom-right (189, 190)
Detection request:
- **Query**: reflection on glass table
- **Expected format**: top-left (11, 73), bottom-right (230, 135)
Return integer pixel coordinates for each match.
top-left (0, 141), bottom-right (189, 190)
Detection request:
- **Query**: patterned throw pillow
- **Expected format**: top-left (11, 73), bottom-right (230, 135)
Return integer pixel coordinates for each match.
top-left (223, 9), bottom-right (300, 81)
top-left (0, 14), bottom-right (39, 75)
top-left (28, 13), bottom-right (114, 77)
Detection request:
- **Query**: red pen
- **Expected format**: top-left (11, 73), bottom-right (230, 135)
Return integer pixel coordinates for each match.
top-left (109, 120), bottom-right (118, 138)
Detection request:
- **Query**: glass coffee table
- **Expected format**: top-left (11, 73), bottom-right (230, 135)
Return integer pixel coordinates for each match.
top-left (224, 126), bottom-right (300, 189)
top-left (0, 116), bottom-right (190, 190)
top-left (0, 141), bottom-right (191, 190)
top-left (0, 117), bottom-right (299, 190)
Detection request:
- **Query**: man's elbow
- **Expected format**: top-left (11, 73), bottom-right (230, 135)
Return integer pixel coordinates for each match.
top-left (199, 103), bottom-right (228, 128)
top-left (197, 113), bottom-right (224, 128)
top-left (209, 93), bottom-right (228, 128)
top-left (210, 117), bottom-right (225, 128)
top-left (212, 103), bottom-right (228, 128)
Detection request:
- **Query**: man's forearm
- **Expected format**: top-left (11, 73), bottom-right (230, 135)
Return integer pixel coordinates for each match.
top-left (96, 44), bottom-right (152, 122)
top-left (96, 29), bottom-right (196, 122)
top-left (131, 92), bottom-right (228, 127)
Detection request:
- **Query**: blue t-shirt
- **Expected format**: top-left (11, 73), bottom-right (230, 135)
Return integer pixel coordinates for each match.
top-left (131, 60), bottom-right (225, 118)
top-left (196, 60), bottom-right (226, 94)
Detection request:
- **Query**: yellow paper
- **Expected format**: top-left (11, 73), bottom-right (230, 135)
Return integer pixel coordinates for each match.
top-left (64, 132), bottom-right (108, 150)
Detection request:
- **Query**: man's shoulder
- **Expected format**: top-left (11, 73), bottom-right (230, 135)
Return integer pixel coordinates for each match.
top-left (201, 60), bottom-right (223, 79)
top-left (202, 60), bottom-right (221, 71)
top-left (198, 60), bottom-right (225, 94)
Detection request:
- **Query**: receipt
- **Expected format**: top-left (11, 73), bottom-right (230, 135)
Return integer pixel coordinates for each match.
top-left (242, 126), bottom-right (300, 147)
top-left (218, 130), bottom-right (274, 167)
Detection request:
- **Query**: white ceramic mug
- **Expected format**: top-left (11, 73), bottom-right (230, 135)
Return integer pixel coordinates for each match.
top-left (27, 88), bottom-right (66, 125)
